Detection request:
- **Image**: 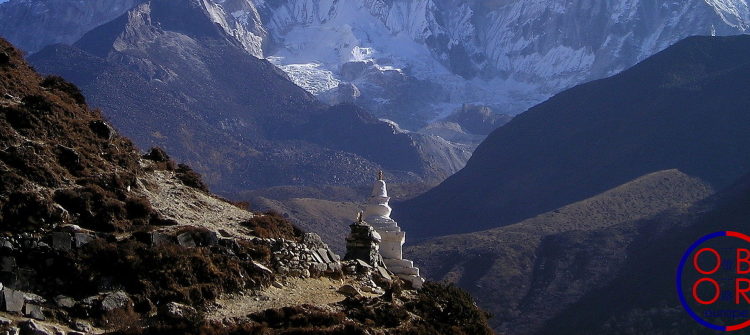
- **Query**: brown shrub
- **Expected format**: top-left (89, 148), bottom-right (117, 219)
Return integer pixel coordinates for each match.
top-left (176, 164), bottom-right (209, 192)
top-left (404, 282), bottom-right (493, 335)
top-left (229, 201), bottom-right (250, 211)
top-left (0, 191), bottom-right (56, 231)
top-left (41, 75), bottom-right (86, 105)
top-left (103, 307), bottom-right (142, 332)
top-left (143, 147), bottom-right (170, 163)
top-left (241, 211), bottom-right (302, 240)
top-left (21, 94), bottom-right (52, 113)
top-left (126, 197), bottom-right (153, 224)
top-left (61, 237), bottom-right (274, 308)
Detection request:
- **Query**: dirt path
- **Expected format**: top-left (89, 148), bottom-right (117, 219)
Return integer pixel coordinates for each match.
top-left (206, 277), bottom-right (349, 320)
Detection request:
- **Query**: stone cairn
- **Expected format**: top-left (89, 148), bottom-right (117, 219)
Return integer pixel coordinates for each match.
top-left (344, 211), bottom-right (384, 266)
top-left (363, 172), bottom-right (424, 289)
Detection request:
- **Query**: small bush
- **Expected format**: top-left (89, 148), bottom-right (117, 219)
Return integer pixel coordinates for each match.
top-left (126, 197), bottom-right (153, 224)
top-left (230, 201), bottom-right (250, 211)
top-left (54, 186), bottom-right (127, 232)
top-left (21, 94), bottom-right (52, 112)
top-left (41, 75), bottom-right (86, 105)
top-left (0, 191), bottom-right (55, 231)
top-left (3, 105), bottom-right (36, 129)
top-left (407, 282), bottom-right (493, 335)
top-left (176, 164), bottom-right (209, 192)
top-left (143, 147), bottom-right (170, 163)
top-left (241, 211), bottom-right (302, 240)
top-left (103, 307), bottom-right (142, 332)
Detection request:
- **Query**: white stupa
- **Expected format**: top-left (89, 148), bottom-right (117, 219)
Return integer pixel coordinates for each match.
top-left (364, 171), bottom-right (425, 289)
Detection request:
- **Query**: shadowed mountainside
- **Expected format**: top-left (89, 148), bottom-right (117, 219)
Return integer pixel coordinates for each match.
top-left (405, 169), bottom-right (714, 333)
top-left (538, 172), bottom-right (750, 334)
top-left (397, 35), bottom-right (750, 239)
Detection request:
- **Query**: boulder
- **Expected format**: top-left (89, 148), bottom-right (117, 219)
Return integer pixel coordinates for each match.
top-left (327, 250), bottom-right (340, 262)
top-left (23, 303), bottom-right (44, 320)
top-left (316, 249), bottom-right (331, 263)
top-left (160, 302), bottom-right (197, 320)
top-left (19, 320), bottom-right (50, 335)
top-left (337, 284), bottom-right (361, 297)
top-left (55, 145), bottom-right (81, 171)
top-left (1, 256), bottom-right (16, 272)
top-left (2, 287), bottom-right (25, 312)
top-left (54, 295), bottom-right (76, 309)
top-left (0, 238), bottom-right (14, 251)
top-left (327, 262), bottom-right (342, 273)
top-left (301, 233), bottom-right (326, 249)
top-left (70, 320), bottom-right (92, 333)
top-left (23, 292), bottom-right (45, 305)
top-left (51, 232), bottom-right (71, 251)
top-left (356, 259), bottom-right (372, 269)
top-left (199, 231), bottom-right (219, 246)
top-left (176, 232), bottom-right (196, 248)
top-left (376, 266), bottom-right (392, 282)
top-left (100, 291), bottom-right (131, 312)
top-left (72, 233), bottom-right (93, 248)
top-left (88, 120), bottom-right (115, 140)
top-left (0, 316), bottom-right (11, 325)
top-left (310, 263), bottom-right (327, 273)
top-left (149, 232), bottom-right (171, 246)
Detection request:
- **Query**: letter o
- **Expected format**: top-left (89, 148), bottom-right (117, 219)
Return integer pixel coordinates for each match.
top-left (692, 278), bottom-right (720, 305)
top-left (693, 248), bottom-right (721, 274)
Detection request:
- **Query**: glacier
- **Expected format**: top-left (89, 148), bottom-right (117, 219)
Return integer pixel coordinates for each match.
top-left (249, 0), bottom-right (750, 129)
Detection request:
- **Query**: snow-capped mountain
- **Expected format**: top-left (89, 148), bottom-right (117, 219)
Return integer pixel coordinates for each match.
top-left (254, 0), bottom-right (749, 128)
top-left (1, 0), bottom-right (748, 129)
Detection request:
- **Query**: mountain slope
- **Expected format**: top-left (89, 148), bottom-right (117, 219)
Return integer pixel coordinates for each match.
top-left (0, 37), bottom-right (492, 335)
top-left (28, 0), bottom-right (471, 193)
top-left (0, 0), bottom-right (140, 53)
top-left (405, 169), bottom-right (714, 333)
top-left (540, 172), bottom-right (750, 334)
top-left (397, 35), bottom-right (750, 239)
